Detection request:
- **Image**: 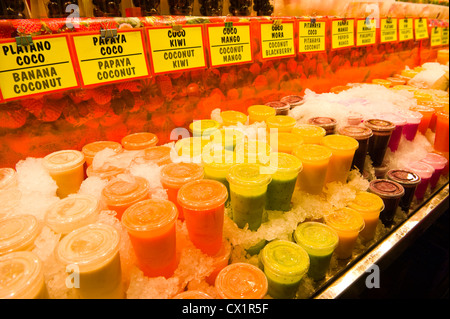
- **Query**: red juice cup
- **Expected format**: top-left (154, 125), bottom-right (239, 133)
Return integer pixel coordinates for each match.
top-left (410, 104), bottom-right (435, 135)
top-left (132, 146), bottom-right (173, 167)
top-left (205, 239), bottom-right (232, 285)
top-left (121, 132), bottom-right (159, 150)
top-left (377, 112), bottom-right (407, 152)
top-left (364, 119), bottom-right (395, 167)
top-left (160, 163), bottom-right (204, 220)
top-left (406, 161), bottom-right (435, 200)
top-left (82, 141), bottom-right (123, 167)
top-left (177, 179), bottom-right (228, 255)
top-left (368, 179), bottom-right (404, 227)
top-left (398, 110), bottom-right (423, 141)
top-left (386, 169), bottom-right (421, 213)
top-left (420, 153), bottom-right (448, 189)
top-left (265, 101), bottom-right (291, 115)
top-left (307, 117), bottom-right (337, 135)
top-left (348, 192), bottom-right (384, 241)
top-left (338, 126), bottom-right (373, 174)
top-left (122, 199), bottom-right (178, 278)
top-left (434, 111), bottom-right (449, 153)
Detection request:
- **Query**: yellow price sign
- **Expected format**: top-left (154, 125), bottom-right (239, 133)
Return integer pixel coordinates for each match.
top-left (356, 18), bottom-right (376, 46)
top-left (399, 18), bottom-right (414, 41)
top-left (430, 26), bottom-right (442, 47)
top-left (260, 21), bottom-right (295, 60)
top-left (331, 19), bottom-right (355, 49)
top-left (0, 35), bottom-right (79, 102)
top-left (298, 20), bottom-right (326, 53)
top-left (442, 27), bottom-right (449, 45)
top-left (414, 18), bottom-right (429, 40)
top-left (380, 18), bottom-right (398, 43)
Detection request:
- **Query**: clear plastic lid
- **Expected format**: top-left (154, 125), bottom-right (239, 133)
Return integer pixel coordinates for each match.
top-left (189, 119), bottom-right (221, 137)
top-left (269, 132), bottom-right (304, 153)
top-left (45, 194), bottom-right (100, 235)
top-left (247, 105), bottom-right (277, 122)
top-left (292, 124), bottom-right (327, 140)
top-left (160, 162), bottom-right (204, 189)
top-left (280, 95), bottom-right (304, 107)
top-left (421, 153), bottom-right (448, 170)
top-left (369, 179), bottom-right (405, 199)
top-left (391, 85), bottom-right (417, 93)
top-left (56, 223), bottom-right (120, 272)
top-left (102, 175), bottom-right (149, 206)
top-left (173, 290), bottom-right (213, 299)
top-left (86, 164), bottom-right (127, 180)
top-left (410, 104), bottom-right (436, 114)
top-left (294, 222), bottom-right (339, 253)
top-left (215, 262), bottom-right (268, 299)
top-left (265, 101), bottom-right (290, 111)
top-left (0, 168), bottom-right (18, 191)
top-left (338, 126), bottom-right (373, 140)
top-left (226, 164), bottom-right (272, 188)
top-left (132, 146), bottom-right (172, 167)
top-left (121, 132), bottom-right (159, 150)
top-left (266, 115), bottom-right (297, 131)
top-left (321, 134), bottom-right (359, 152)
top-left (43, 150), bottom-right (85, 172)
top-left (178, 179), bottom-right (228, 211)
top-left (325, 208), bottom-right (365, 233)
top-left (377, 112), bottom-right (407, 126)
top-left (267, 152), bottom-right (303, 180)
top-left (0, 215), bottom-right (40, 255)
top-left (82, 141), bottom-right (123, 159)
top-left (406, 161), bottom-right (435, 179)
top-left (292, 144), bottom-right (332, 164)
top-left (220, 111), bottom-right (248, 126)
top-left (387, 169), bottom-right (421, 186)
top-left (363, 119), bottom-right (396, 132)
top-left (398, 110), bottom-right (423, 124)
top-left (0, 251), bottom-right (45, 299)
top-left (386, 77), bottom-right (406, 86)
top-left (348, 192), bottom-right (385, 213)
top-left (307, 117), bottom-right (337, 129)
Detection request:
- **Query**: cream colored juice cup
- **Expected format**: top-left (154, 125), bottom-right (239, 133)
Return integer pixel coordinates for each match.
top-left (0, 215), bottom-right (41, 256)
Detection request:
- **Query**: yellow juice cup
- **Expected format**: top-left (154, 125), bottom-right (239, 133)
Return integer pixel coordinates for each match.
top-left (220, 110), bottom-right (248, 126)
top-left (121, 132), bottom-right (159, 150)
top-left (400, 69), bottom-right (419, 79)
top-left (175, 137), bottom-right (210, 161)
top-left (321, 134), bottom-right (359, 184)
top-left (293, 144), bottom-right (332, 194)
top-left (325, 208), bottom-right (365, 259)
top-left (0, 215), bottom-right (41, 256)
top-left (266, 115), bottom-right (297, 133)
top-left (82, 141), bottom-right (123, 167)
top-left (247, 105), bottom-right (277, 124)
top-left (268, 132), bottom-right (304, 154)
top-left (391, 85), bottom-right (418, 93)
top-left (372, 79), bottom-right (392, 88)
top-left (0, 168), bottom-right (18, 191)
top-left (210, 128), bottom-right (245, 151)
top-left (132, 146), bottom-right (173, 167)
top-left (56, 223), bottom-right (123, 299)
top-left (234, 139), bottom-right (272, 165)
top-left (347, 192), bottom-right (384, 241)
top-left (189, 119), bottom-right (221, 137)
top-left (0, 251), bottom-right (48, 299)
top-left (292, 124), bottom-right (326, 144)
top-left (43, 150), bottom-right (85, 198)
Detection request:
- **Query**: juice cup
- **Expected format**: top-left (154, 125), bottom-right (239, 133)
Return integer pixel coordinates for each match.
top-left (347, 111), bottom-right (363, 126)
top-left (386, 169), bottom-right (421, 212)
top-left (160, 162), bottom-right (204, 220)
top-left (220, 110), bottom-right (248, 126)
top-left (205, 239), bottom-right (232, 285)
top-left (374, 163), bottom-right (389, 179)
top-left (391, 85), bottom-right (417, 93)
top-left (280, 95), bottom-right (304, 109)
top-left (45, 194), bottom-right (100, 236)
top-left (330, 85), bottom-right (350, 94)
top-left (268, 132), bottom-right (304, 154)
top-left (368, 179), bottom-right (404, 227)
top-left (428, 104), bottom-right (445, 132)
top-left (210, 128), bottom-right (245, 151)
top-left (121, 132), bottom-right (159, 150)
top-left (234, 139), bottom-right (272, 165)
top-left (347, 192), bottom-right (384, 241)
top-left (386, 77), bottom-right (406, 86)
top-left (101, 175), bottom-right (150, 220)
top-left (377, 112), bottom-right (407, 152)
top-left (82, 141), bottom-right (123, 167)
top-left (0, 190), bottom-right (21, 221)
top-left (293, 222), bottom-right (339, 280)
top-left (265, 101), bottom-right (291, 115)
top-left (338, 126), bottom-right (373, 174)
top-left (414, 90), bottom-right (433, 103)
top-left (202, 146), bottom-right (235, 196)
top-left (175, 137), bottom-right (210, 161)
top-left (420, 152), bottom-right (448, 189)
top-left (0, 251), bottom-right (48, 299)
top-left (292, 124), bottom-right (326, 144)
top-left (189, 119), bottom-right (221, 137)
top-left (215, 262), bottom-right (268, 299)
top-left (293, 144), bottom-right (332, 194)
top-left (406, 161), bottom-right (435, 200)
top-left (398, 110), bottom-right (423, 141)
top-left (266, 115), bottom-right (297, 133)
top-left (410, 104), bottom-right (435, 135)
top-left (247, 105), bottom-right (276, 124)
top-left (259, 240), bottom-right (310, 299)
top-left (42, 150), bottom-right (85, 198)
top-left (324, 208), bottom-right (365, 259)
top-left (307, 117), bottom-right (337, 135)
top-left (173, 291), bottom-right (213, 299)
top-left (0, 168), bottom-right (18, 191)
top-left (401, 69), bottom-right (419, 79)
top-left (226, 163), bottom-right (272, 231)
top-left (265, 152), bottom-right (303, 211)
top-left (122, 199), bottom-right (178, 278)
top-left (132, 146), bottom-right (172, 167)
top-left (364, 119), bottom-right (395, 167)
top-left (434, 111), bottom-right (449, 153)
top-left (56, 223), bottom-right (123, 299)
top-left (372, 79), bottom-right (392, 88)
top-left (0, 215), bottom-right (40, 256)
top-left (321, 134), bottom-right (359, 184)
top-left (178, 179), bottom-right (228, 255)
top-left (86, 163), bottom-right (127, 181)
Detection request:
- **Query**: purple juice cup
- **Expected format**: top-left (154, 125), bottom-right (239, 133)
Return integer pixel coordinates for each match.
top-left (420, 153), bottom-right (448, 189)
top-left (406, 161), bottom-right (435, 200)
top-left (398, 110), bottom-right (423, 141)
top-left (378, 112), bottom-right (407, 152)
top-left (386, 169), bottom-right (421, 213)
top-left (368, 179), bottom-right (405, 227)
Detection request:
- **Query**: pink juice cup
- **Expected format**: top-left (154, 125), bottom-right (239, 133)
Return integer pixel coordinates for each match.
top-left (378, 112), bottom-right (407, 152)
top-left (406, 161), bottom-right (435, 200)
top-left (398, 110), bottom-right (423, 141)
top-left (420, 153), bottom-right (448, 189)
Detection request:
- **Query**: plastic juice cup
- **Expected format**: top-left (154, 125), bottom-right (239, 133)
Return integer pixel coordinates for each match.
top-left (132, 146), bottom-right (172, 167)
top-left (101, 175), bottom-right (150, 220)
top-left (372, 79), bottom-right (392, 88)
top-left (266, 115), bottom-right (297, 133)
top-left (121, 132), bottom-right (159, 150)
top-left (386, 77), bottom-right (406, 86)
top-left (293, 222), bottom-right (339, 280)
top-left (347, 111), bottom-right (363, 126)
top-left (377, 112), bottom-right (407, 152)
top-left (429, 104), bottom-right (445, 132)
top-left (330, 85), bottom-right (350, 94)
top-left (293, 144), bottom-right (332, 195)
top-left (265, 101), bottom-right (291, 115)
top-left (324, 208), bottom-right (365, 259)
top-left (338, 126), bottom-right (373, 174)
top-left (202, 146), bottom-right (235, 196)
top-left (434, 111), bottom-right (449, 153)
top-left (0, 168), bottom-right (18, 191)
top-left (220, 110), bottom-right (248, 126)
top-left (307, 117), bottom-right (337, 135)
top-left (0, 251), bottom-right (48, 299)
top-left (226, 164), bottom-right (272, 231)
top-left (122, 199), bottom-right (178, 278)
top-left (205, 239), bottom-right (232, 285)
top-left (437, 49), bottom-right (449, 64)
top-left (364, 119), bottom-right (395, 167)
top-left (210, 128), bottom-right (245, 151)
top-left (280, 95), bottom-right (304, 109)
top-left (43, 150), bottom-right (85, 198)
top-left (321, 135), bottom-right (359, 184)
top-left (420, 152), bottom-right (448, 189)
top-left (82, 141), bottom-right (123, 167)
top-left (398, 110), bottom-right (423, 141)
top-left (0, 215), bottom-right (40, 256)
top-left (374, 163), bottom-right (389, 179)
top-left (86, 163), bottom-right (127, 180)
top-left (259, 240), bottom-right (310, 299)
top-left (268, 132), bottom-right (304, 154)
top-left (414, 90), bottom-right (433, 103)
top-left (0, 190), bottom-right (21, 221)
top-left (265, 152), bottom-right (303, 211)
top-left (386, 169), bottom-right (421, 212)
top-left (175, 137), bottom-right (210, 160)
top-left (413, 66), bottom-right (424, 72)
top-left (292, 124), bottom-right (326, 144)
top-left (215, 262), bottom-right (268, 299)
top-left (247, 105), bottom-right (276, 124)
top-left (406, 161), bottom-right (435, 200)
top-left (410, 104), bottom-right (435, 135)
top-left (45, 194), bottom-right (100, 235)
top-left (348, 192), bottom-right (384, 241)
top-left (178, 179), bottom-right (228, 255)
top-left (56, 223), bottom-right (123, 299)
top-left (189, 119), bottom-right (221, 138)
top-left (173, 290), bottom-right (213, 299)
top-left (401, 69), bottom-right (419, 79)
top-left (368, 179), bottom-right (404, 227)
top-left (234, 139), bottom-right (272, 165)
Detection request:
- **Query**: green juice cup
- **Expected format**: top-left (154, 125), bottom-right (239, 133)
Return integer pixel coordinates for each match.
top-left (259, 240), bottom-right (310, 299)
top-left (266, 152), bottom-right (303, 211)
top-left (294, 222), bottom-right (339, 281)
top-left (226, 164), bottom-right (272, 231)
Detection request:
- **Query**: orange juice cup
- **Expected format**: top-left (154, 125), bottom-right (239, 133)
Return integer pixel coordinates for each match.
top-left (321, 134), bottom-right (359, 184)
top-left (220, 110), bottom-right (248, 126)
top-left (434, 111), bottom-right (449, 153)
top-left (0, 168), bottom-right (18, 191)
top-left (173, 290), bottom-right (213, 299)
top-left (0, 215), bottom-right (40, 256)
top-left (121, 132), bottom-right (159, 150)
top-left (42, 150), bottom-right (85, 198)
top-left (82, 141), bottom-right (123, 167)
top-left (247, 105), bottom-right (276, 124)
top-left (177, 179), bottom-right (228, 255)
top-left (205, 239), bottom-right (232, 285)
top-left (307, 117), bottom-right (337, 135)
top-left (372, 79), bottom-right (392, 88)
top-left (132, 146), bottom-right (173, 167)
top-left (86, 164), bottom-right (127, 181)
top-left (410, 104), bottom-right (436, 135)
top-left (429, 104), bottom-right (445, 132)
top-left (215, 263), bottom-right (268, 299)
top-left (122, 199), bottom-right (178, 278)
top-left (292, 124), bottom-right (326, 144)
top-left (101, 175), bottom-right (150, 220)
top-left (348, 192), bottom-right (384, 241)
top-left (266, 115), bottom-right (297, 133)
top-left (268, 132), bottom-right (304, 154)
top-left (293, 144), bottom-right (332, 194)
top-left (325, 208), bottom-right (365, 259)
top-left (160, 163), bottom-right (204, 220)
